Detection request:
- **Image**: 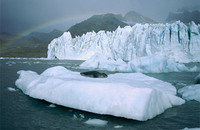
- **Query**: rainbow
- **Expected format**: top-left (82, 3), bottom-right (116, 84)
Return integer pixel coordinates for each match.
top-left (0, 14), bottom-right (90, 51)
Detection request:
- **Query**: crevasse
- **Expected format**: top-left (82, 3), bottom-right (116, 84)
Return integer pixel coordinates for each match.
top-left (47, 21), bottom-right (200, 63)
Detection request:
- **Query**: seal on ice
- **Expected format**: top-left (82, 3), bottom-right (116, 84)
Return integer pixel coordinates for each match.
top-left (80, 71), bottom-right (107, 78)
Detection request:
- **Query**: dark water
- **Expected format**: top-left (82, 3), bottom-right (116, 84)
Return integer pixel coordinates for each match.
top-left (0, 58), bottom-right (200, 130)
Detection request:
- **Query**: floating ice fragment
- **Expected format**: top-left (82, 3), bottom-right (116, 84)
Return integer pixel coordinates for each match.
top-left (84, 119), bottom-right (108, 127)
top-left (48, 104), bottom-right (56, 108)
top-left (178, 84), bottom-right (200, 102)
top-left (73, 114), bottom-right (78, 120)
top-left (8, 87), bottom-right (17, 92)
top-left (114, 125), bottom-right (123, 128)
top-left (79, 114), bottom-right (85, 119)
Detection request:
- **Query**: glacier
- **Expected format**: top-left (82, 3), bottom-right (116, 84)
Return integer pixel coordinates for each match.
top-left (47, 21), bottom-right (200, 63)
top-left (15, 66), bottom-right (185, 121)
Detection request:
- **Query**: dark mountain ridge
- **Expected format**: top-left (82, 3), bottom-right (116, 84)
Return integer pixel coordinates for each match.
top-left (67, 11), bottom-right (156, 38)
top-left (29, 29), bottom-right (63, 42)
top-left (123, 11), bottom-right (156, 24)
top-left (166, 10), bottom-right (200, 24)
top-left (0, 29), bottom-right (63, 57)
top-left (67, 13), bottom-right (128, 38)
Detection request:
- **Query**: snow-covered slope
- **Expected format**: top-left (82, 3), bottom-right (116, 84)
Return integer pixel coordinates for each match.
top-left (15, 66), bottom-right (185, 121)
top-left (47, 21), bottom-right (200, 63)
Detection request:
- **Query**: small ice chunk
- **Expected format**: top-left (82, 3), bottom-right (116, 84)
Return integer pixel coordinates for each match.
top-left (182, 128), bottom-right (200, 130)
top-left (84, 119), bottom-right (108, 127)
top-left (73, 114), bottom-right (78, 120)
top-left (114, 125), bottom-right (123, 128)
top-left (48, 104), bottom-right (56, 108)
top-left (79, 114), bottom-right (85, 119)
top-left (178, 84), bottom-right (200, 102)
top-left (8, 87), bottom-right (17, 92)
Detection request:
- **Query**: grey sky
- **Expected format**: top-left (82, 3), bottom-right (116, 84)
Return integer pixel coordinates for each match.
top-left (0, 0), bottom-right (199, 34)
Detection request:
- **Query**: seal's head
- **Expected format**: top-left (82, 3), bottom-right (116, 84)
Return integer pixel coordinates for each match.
top-left (80, 71), bottom-right (108, 78)
top-left (97, 73), bottom-right (107, 78)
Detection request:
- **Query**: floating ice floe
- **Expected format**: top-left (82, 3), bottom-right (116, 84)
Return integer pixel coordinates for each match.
top-left (178, 84), bottom-right (200, 102)
top-left (80, 53), bottom-right (197, 73)
top-left (15, 66), bottom-right (185, 121)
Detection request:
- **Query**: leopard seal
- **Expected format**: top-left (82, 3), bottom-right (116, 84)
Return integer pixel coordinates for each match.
top-left (80, 71), bottom-right (108, 78)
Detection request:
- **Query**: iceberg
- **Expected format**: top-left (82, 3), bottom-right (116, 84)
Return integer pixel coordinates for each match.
top-left (80, 53), bottom-right (129, 72)
top-left (178, 84), bottom-right (200, 102)
top-left (80, 53), bottom-right (197, 73)
top-left (15, 66), bottom-right (185, 121)
top-left (47, 21), bottom-right (200, 63)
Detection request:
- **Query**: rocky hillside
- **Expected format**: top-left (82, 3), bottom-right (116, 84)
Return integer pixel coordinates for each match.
top-left (67, 11), bottom-right (156, 38)
top-left (67, 13), bottom-right (127, 38)
top-left (0, 30), bottom-right (63, 58)
top-left (123, 11), bottom-right (156, 25)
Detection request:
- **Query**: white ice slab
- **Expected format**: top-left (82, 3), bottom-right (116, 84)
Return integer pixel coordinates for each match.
top-left (15, 66), bottom-right (185, 121)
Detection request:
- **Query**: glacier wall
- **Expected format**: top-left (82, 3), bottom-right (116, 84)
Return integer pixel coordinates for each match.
top-left (47, 21), bottom-right (200, 63)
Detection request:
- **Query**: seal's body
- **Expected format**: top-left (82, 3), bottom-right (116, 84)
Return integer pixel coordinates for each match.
top-left (80, 71), bottom-right (107, 78)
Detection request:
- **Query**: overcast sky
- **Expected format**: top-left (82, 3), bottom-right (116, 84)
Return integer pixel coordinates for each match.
top-left (0, 0), bottom-right (199, 34)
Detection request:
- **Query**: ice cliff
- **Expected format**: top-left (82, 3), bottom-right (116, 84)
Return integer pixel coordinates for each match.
top-left (47, 21), bottom-right (200, 63)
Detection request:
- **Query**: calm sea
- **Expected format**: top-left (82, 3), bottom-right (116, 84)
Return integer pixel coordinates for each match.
top-left (0, 58), bottom-right (200, 130)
